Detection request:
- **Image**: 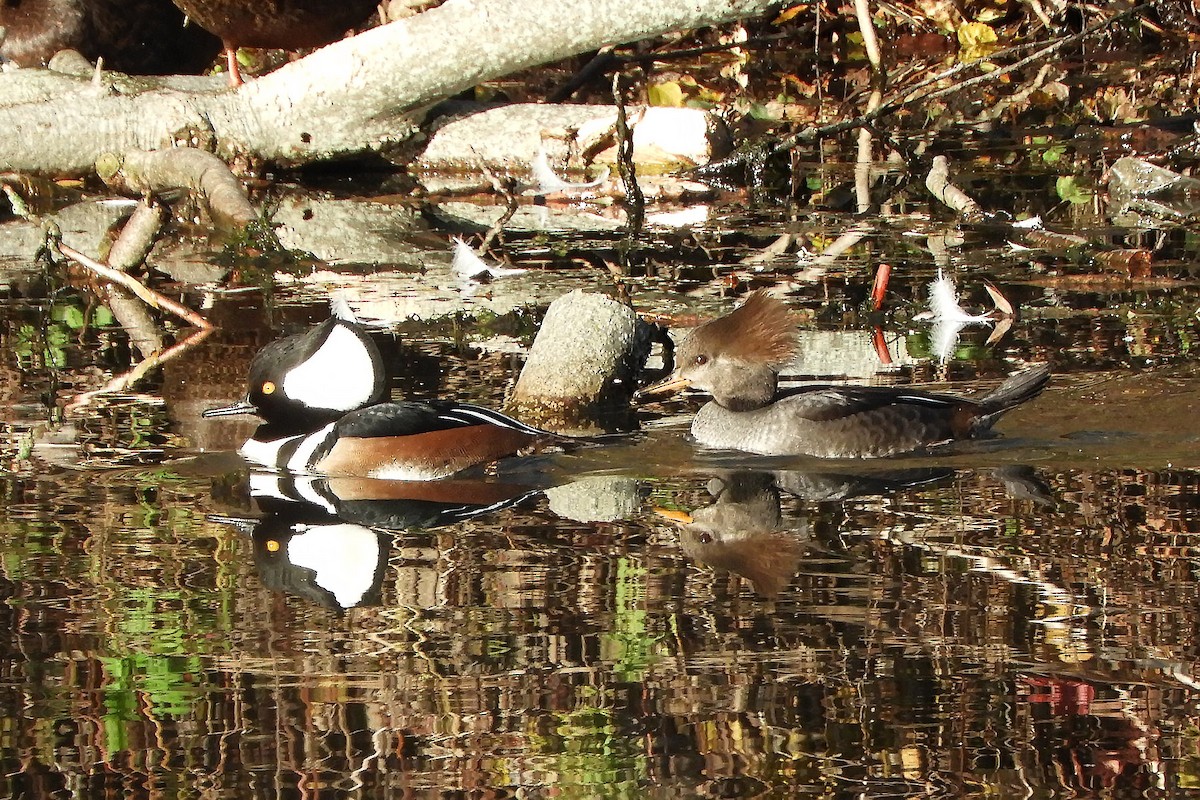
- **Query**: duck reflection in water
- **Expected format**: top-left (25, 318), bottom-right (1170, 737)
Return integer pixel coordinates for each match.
top-left (211, 471), bottom-right (542, 610)
top-left (656, 468), bottom-right (956, 597)
top-left (1019, 674), bottom-right (1164, 793)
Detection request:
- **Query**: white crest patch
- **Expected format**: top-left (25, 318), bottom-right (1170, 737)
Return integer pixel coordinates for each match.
top-left (286, 523), bottom-right (380, 608)
top-left (282, 325), bottom-right (377, 412)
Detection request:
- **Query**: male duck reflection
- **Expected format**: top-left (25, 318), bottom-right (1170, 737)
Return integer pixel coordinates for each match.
top-left (640, 291), bottom-right (1050, 458)
top-left (211, 474), bottom-right (542, 609)
top-left (203, 313), bottom-right (551, 479)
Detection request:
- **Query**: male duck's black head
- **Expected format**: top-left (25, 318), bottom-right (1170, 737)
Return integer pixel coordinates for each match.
top-left (204, 316), bottom-right (386, 428)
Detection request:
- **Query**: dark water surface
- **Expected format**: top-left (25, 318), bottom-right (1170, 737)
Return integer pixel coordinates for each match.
top-left (1, 189), bottom-right (1199, 798)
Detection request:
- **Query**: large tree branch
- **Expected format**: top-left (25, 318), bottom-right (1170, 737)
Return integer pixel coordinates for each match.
top-left (0, 0), bottom-right (776, 175)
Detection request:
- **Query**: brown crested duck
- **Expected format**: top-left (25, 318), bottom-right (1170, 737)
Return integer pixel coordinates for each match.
top-left (0, 0), bottom-right (221, 74)
top-left (641, 291), bottom-right (1050, 458)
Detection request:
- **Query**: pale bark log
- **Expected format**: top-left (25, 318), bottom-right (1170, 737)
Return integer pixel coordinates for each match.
top-left (0, 0), bottom-right (776, 176)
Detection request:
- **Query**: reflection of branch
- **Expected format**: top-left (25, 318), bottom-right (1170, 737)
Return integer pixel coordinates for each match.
top-left (65, 326), bottom-right (214, 414)
top-left (56, 241), bottom-right (212, 329)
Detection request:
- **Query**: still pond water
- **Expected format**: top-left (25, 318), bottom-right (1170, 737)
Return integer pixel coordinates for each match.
top-left (1, 166), bottom-right (1199, 798)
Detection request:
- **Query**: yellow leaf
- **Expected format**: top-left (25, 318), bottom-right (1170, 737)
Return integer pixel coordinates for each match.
top-left (957, 21), bottom-right (999, 60)
top-left (773, 4), bottom-right (809, 24)
top-left (957, 21), bottom-right (997, 48)
top-left (648, 81), bottom-right (686, 108)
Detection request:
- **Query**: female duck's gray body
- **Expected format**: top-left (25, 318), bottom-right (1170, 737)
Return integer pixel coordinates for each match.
top-left (644, 291), bottom-right (1050, 458)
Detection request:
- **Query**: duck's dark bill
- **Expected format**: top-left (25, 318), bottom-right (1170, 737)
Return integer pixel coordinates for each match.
top-left (205, 514), bottom-right (258, 534)
top-left (202, 401), bottom-right (259, 418)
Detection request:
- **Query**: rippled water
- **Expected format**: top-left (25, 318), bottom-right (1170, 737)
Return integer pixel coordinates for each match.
top-left (1, 188), bottom-right (1199, 798)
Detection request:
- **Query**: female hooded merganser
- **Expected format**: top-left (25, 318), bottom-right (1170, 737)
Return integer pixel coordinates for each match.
top-left (640, 291), bottom-right (1050, 458)
top-left (203, 314), bottom-right (552, 480)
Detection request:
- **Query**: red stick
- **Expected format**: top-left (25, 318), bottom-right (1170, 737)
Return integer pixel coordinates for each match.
top-left (870, 262), bottom-right (892, 311)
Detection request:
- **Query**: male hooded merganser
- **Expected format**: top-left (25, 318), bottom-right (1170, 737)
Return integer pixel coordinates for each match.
top-left (203, 314), bottom-right (552, 480)
top-left (640, 291), bottom-right (1051, 458)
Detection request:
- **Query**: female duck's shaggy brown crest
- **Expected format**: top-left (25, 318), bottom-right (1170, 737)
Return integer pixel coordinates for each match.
top-left (0, 0), bottom-right (221, 74)
top-left (680, 291), bottom-right (798, 371)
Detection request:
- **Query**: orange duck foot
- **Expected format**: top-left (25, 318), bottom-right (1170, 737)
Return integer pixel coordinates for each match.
top-left (223, 46), bottom-right (243, 86)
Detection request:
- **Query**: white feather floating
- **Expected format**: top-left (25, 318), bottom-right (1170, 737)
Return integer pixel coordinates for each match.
top-left (329, 292), bottom-right (358, 323)
top-left (530, 147), bottom-right (610, 195)
top-left (927, 271), bottom-right (994, 324)
top-left (919, 271), bottom-right (1001, 363)
top-left (451, 238), bottom-right (527, 280)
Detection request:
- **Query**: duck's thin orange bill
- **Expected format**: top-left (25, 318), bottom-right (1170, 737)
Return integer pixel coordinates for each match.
top-left (636, 374), bottom-right (691, 400)
top-left (653, 507), bottom-right (694, 524)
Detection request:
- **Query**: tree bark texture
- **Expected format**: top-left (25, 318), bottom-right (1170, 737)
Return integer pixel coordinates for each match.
top-left (0, 0), bottom-right (776, 176)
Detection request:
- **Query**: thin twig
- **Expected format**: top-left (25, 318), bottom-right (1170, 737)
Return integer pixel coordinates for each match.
top-left (613, 72), bottom-right (643, 300)
top-left (56, 241), bottom-right (213, 329)
top-left (476, 156), bottom-right (519, 253)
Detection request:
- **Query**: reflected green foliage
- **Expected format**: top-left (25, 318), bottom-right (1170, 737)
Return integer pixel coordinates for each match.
top-left (13, 300), bottom-right (114, 371)
top-left (14, 321), bottom-right (68, 370)
top-left (532, 704), bottom-right (647, 799)
top-left (905, 329), bottom-right (990, 362)
top-left (608, 557), bottom-right (661, 682)
top-left (100, 654), bottom-right (205, 745)
top-left (52, 302), bottom-right (113, 331)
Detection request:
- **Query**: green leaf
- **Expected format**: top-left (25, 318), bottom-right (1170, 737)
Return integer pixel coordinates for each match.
top-left (52, 303), bottom-right (85, 329)
top-left (1056, 175), bottom-right (1093, 205)
top-left (1041, 144), bottom-right (1067, 165)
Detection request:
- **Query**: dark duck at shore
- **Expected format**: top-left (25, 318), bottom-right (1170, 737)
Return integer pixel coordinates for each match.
top-left (169, 0), bottom-right (379, 84)
top-left (0, 0), bottom-right (222, 74)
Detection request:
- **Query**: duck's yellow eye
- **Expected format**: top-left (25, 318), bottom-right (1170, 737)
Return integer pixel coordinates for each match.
top-left (266, 539), bottom-right (280, 552)
top-left (261, 381), bottom-right (276, 395)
